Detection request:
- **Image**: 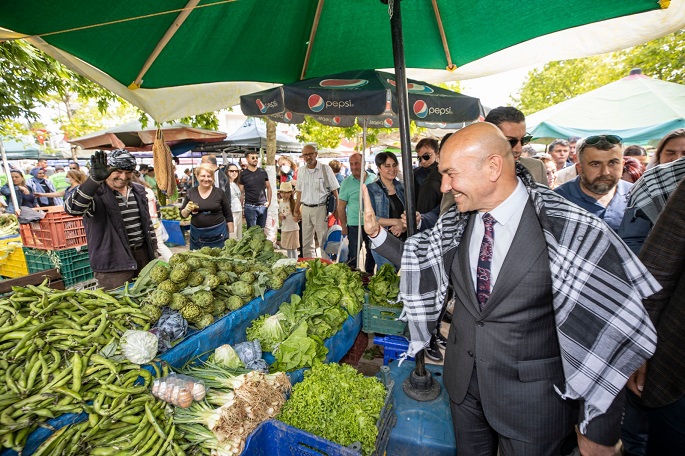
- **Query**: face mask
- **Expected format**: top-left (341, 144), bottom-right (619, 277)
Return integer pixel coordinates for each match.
top-left (280, 165), bottom-right (291, 174)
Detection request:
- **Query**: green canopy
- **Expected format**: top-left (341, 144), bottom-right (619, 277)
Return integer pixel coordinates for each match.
top-left (1, 138), bottom-right (41, 159)
top-left (528, 72), bottom-right (685, 143)
top-left (1, 0), bottom-right (683, 122)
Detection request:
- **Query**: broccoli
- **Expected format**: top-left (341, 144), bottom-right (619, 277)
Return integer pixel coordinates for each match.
top-left (195, 313), bottom-right (214, 329)
top-left (180, 304), bottom-right (202, 323)
top-left (169, 293), bottom-right (190, 311)
top-left (140, 304), bottom-right (162, 322)
top-left (204, 274), bottom-right (221, 290)
top-left (187, 271), bottom-right (204, 287)
top-left (157, 279), bottom-right (178, 294)
top-left (191, 290), bottom-right (214, 309)
top-left (239, 271), bottom-right (255, 284)
top-left (169, 263), bottom-right (191, 283)
top-left (226, 295), bottom-right (244, 311)
top-left (149, 264), bottom-right (170, 284)
top-left (150, 289), bottom-right (172, 307)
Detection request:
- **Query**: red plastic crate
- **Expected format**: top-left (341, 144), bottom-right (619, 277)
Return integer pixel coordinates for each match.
top-left (20, 211), bottom-right (87, 250)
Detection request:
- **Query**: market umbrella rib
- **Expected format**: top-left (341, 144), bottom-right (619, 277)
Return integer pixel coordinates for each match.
top-left (430, 0), bottom-right (456, 71)
top-left (301, 0), bottom-right (326, 81)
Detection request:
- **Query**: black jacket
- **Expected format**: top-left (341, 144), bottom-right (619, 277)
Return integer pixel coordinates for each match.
top-left (65, 177), bottom-right (157, 273)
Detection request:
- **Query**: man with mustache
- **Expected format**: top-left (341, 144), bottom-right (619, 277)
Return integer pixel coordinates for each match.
top-left (555, 135), bottom-right (650, 255)
top-left (65, 149), bottom-right (157, 290)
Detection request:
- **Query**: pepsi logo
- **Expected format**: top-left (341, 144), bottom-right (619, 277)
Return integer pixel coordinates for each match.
top-left (383, 118), bottom-right (394, 128)
top-left (332, 117), bottom-right (341, 125)
top-left (413, 100), bottom-right (428, 118)
top-left (308, 94), bottom-right (325, 112)
top-left (256, 99), bottom-right (266, 113)
top-left (284, 112), bottom-right (293, 121)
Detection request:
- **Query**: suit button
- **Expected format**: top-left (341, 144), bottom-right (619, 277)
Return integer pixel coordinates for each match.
top-left (467, 350), bottom-right (474, 357)
top-left (477, 321), bottom-right (484, 327)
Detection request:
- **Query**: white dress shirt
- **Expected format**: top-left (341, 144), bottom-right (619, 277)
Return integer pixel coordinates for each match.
top-left (468, 178), bottom-right (528, 292)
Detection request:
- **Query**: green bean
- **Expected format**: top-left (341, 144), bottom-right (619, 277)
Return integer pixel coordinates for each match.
top-left (71, 352), bottom-right (83, 393)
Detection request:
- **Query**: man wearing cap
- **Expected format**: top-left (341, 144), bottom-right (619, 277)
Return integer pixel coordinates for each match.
top-left (65, 150), bottom-right (157, 290)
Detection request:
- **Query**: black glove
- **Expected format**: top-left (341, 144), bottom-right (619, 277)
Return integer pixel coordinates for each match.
top-left (90, 150), bottom-right (115, 182)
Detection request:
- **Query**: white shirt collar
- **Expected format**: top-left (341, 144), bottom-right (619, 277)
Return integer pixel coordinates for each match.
top-left (486, 178), bottom-right (528, 226)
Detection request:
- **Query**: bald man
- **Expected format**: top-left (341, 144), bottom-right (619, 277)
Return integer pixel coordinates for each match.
top-left (364, 123), bottom-right (659, 456)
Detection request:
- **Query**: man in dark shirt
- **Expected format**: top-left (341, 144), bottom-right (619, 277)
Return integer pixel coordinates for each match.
top-left (238, 150), bottom-right (271, 228)
top-left (65, 150), bottom-right (157, 290)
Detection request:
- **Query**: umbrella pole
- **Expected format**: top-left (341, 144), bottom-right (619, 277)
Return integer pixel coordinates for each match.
top-left (358, 118), bottom-right (368, 271)
top-left (0, 139), bottom-right (20, 216)
top-left (384, 0), bottom-right (441, 402)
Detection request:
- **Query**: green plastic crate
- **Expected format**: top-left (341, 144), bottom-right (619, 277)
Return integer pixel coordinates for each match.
top-left (23, 247), bottom-right (93, 287)
top-left (362, 301), bottom-right (407, 336)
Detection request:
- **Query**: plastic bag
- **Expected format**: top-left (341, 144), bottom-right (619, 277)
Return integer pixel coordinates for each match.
top-left (120, 330), bottom-right (158, 364)
top-left (234, 340), bottom-right (262, 365)
top-left (245, 359), bottom-right (269, 373)
top-left (151, 373), bottom-right (206, 408)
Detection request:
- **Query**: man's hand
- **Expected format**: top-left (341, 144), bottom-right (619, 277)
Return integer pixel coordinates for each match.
top-left (90, 150), bottom-right (115, 182)
top-left (341, 225), bottom-right (348, 236)
top-left (576, 427), bottom-right (620, 456)
top-left (264, 201), bottom-right (270, 208)
top-left (361, 184), bottom-right (380, 237)
top-left (627, 362), bottom-right (648, 397)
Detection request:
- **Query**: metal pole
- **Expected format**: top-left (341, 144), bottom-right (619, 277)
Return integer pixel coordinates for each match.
top-left (358, 118), bottom-right (368, 271)
top-left (0, 139), bottom-right (20, 216)
top-left (383, 0), bottom-right (440, 402)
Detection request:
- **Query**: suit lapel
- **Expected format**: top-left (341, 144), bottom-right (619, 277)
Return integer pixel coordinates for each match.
top-left (453, 215), bottom-right (481, 318)
top-left (480, 201), bottom-right (546, 318)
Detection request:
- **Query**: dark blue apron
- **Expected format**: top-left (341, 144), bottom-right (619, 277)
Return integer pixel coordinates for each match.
top-left (189, 221), bottom-right (228, 250)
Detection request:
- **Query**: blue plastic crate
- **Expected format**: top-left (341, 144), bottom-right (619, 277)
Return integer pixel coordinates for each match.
top-left (242, 419), bottom-right (360, 456)
top-left (161, 219), bottom-right (186, 246)
top-left (374, 335), bottom-right (414, 365)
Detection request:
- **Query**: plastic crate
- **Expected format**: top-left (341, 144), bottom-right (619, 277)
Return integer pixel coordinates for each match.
top-left (242, 420), bottom-right (360, 455)
top-left (20, 211), bottom-right (87, 250)
top-left (161, 219), bottom-right (186, 246)
top-left (374, 335), bottom-right (414, 365)
top-left (23, 247), bottom-right (93, 287)
top-left (0, 235), bottom-right (28, 278)
top-left (362, 301), bottom-right (407, 336)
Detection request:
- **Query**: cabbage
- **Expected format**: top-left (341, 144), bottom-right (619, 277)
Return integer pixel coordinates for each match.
top-left (120, 330), bottom-right (159, 364)
top-left (213, 344), bottom-right (244, 369)
top-left (246, 313), bottom-right (288, 352)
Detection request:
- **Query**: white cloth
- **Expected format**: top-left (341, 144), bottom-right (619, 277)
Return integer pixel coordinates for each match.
top-left (468, 179), bottom-right (528, 292)
top-left (301, 205), bottom-right (328, 259)
top-left (296, 162), bottom-right (339, 205)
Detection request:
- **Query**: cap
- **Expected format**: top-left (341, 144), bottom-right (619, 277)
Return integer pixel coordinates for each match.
top-left (107, 149), bottom-right (136, 171)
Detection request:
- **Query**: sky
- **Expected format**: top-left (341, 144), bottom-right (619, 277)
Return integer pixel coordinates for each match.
top-left (459, 66), bottom-right (535, 110)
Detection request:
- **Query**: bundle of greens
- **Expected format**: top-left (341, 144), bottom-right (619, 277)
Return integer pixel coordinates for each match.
top-left (270, 321), bottom-right (328, 372)
top-left (303, 260), bottom-right (365, 315)
top-left (278, 363), bottom-right (387, 456)
top-left (368, 263), bottom-right (402, 308)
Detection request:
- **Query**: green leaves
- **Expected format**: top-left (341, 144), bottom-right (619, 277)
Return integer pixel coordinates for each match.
top-left (368, 263), bottom-right (402, 308)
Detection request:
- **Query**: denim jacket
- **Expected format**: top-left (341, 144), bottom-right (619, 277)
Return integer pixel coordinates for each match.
top-left (366, 178), bottom-right (405, 220)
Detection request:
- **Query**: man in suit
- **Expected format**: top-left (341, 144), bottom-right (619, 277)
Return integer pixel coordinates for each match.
top-left (629, 177), bottom-right (685, 455)
top-left (364, 122), bottom-right (659, 455)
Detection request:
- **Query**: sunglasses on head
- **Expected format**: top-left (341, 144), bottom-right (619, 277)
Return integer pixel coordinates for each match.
top-left (585, 135), bottom-right (622, 146)
top-left (507, 134), bottom-right (533, 148)
top-left (418, 153), bottom-right (433, 161)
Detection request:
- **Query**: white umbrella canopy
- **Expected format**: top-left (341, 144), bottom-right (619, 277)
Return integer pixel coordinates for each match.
top-left (528, 72), bottom-right (685, 143)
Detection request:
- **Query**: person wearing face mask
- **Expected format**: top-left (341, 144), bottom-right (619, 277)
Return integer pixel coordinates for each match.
top-left (278, 156), bottom-right (297, 184)
top-left (65, 150), bottom-right (158, 290)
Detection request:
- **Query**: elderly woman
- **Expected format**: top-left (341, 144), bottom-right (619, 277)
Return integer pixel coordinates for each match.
top-left (648, 128), bottom-right (685, 168)
top-left (29, 167), bottom-right (63, 207)
top-left (180, 163), bottom-right (234, 250)
top-left (1, 170), bottom-right (40, 217)
top-left (366, 151), bottom-right (405, 271)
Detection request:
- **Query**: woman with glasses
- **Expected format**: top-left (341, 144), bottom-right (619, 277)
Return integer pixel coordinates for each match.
top-left (366, 151), bottom-right (405, 271)
top-left (28, 167), bottom-right (63, 207)
top-left (226, 164), bottom-right (244, 240)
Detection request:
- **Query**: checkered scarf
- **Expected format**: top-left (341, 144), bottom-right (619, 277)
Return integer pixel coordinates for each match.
top-left (399, 162), bottom-right (660, 432)
top-left (628, 157), bottom-right (685, 225)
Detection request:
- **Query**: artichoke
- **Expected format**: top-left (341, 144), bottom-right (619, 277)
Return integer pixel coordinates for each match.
top-left (195, 313), bottom-right (214, 329)
top-left (180, 304), bottom-right (202, 323)
top-left (140, 304), bottom-right (162, 322)
top-left (157, 279), bottom-right (178, 294)
top-left (204, 262), bottom-right (218, 275)
top-left (150, 289), bottom-right (172, 307)
top-left (217, 261), bottom-right (232, 272)
top-left (192, 290), bottom-right (214, 309)
top-left (230, 281), bottom-right (253, 298)
top-left (169, 263), bottom-right (192, 283)
top-left (268, 276), bottom-right (284, 290)
top-left (169, 293), bottom-right (190, 311)
top-left (226, 295), bottom-right (244, 311)
top-left (186, 257), bottom-right (202, 270)
top-left (168, 254), bottom-right (187, 267)
top-left (239, 272), bottom-right (255, 284)
top-left (204, 274), bottom-right (221, 290)
top-left (209, 247), bottom-right (222, 257)
top-left (187, 271), bottom-right (204, 287)
top-left (212, 299), bottom-right (227, 317)
top-left (216, 271), bottom-right (230, 284)
top-left (149, 264), bottom-right (170, 284)
top-left (232, 263), bottom-right (247, 274)
top-left (199, 247), bottom-right (213, 256)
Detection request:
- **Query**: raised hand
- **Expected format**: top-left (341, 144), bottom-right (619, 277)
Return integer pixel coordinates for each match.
top-left (90, 150), bottom-right (115, 182)
top-left (362, 184), bottom-right (381, 237)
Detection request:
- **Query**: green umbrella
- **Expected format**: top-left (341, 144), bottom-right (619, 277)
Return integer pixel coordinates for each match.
top-left (1, 0), bottom-right (682, 122)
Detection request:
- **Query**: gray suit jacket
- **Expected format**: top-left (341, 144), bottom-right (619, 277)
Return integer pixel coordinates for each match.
top-left (375, 201), bottom-right (624, 445)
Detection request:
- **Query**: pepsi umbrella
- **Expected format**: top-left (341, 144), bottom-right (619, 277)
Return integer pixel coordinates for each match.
top-left (241, 69), bottom-right (483, 128)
